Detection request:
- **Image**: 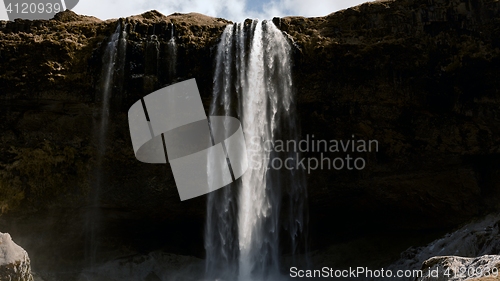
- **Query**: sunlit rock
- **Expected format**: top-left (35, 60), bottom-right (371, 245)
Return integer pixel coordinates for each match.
top-left (418, 255), bottom-right (500, 281)
top-left (0, 232), bottom-right (34, 281)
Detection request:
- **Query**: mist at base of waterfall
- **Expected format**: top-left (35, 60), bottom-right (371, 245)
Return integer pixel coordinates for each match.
top-left (74, 253), bottom-right (299, 281)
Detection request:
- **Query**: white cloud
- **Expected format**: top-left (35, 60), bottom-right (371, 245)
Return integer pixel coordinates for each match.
top-left (72, 0), bottom-right (371, 22)
top-left (290, 0), bottom-right (339, 16)
top-left (72, 0), bottom-right (145, 20)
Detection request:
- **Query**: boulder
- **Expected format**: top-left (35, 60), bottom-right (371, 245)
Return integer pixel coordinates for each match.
top-left (377, 214), bottom-right (500, 281)
top-left (418, 255), bottom-right (500, 281)
top-left (0, 232), bottom-right (34, 281)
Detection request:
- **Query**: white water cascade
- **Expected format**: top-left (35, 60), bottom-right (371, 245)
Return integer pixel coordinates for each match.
top-left (206, 20), bottom-right (308, 281)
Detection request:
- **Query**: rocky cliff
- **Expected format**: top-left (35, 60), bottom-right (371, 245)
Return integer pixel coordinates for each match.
top-left (1, 0), bottom-right (500, 272)
top-left (281, 0), bottom-right (500, 242)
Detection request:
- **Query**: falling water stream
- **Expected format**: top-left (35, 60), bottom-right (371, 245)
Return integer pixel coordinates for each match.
top-left (85, 22), bottom-right (127, 272)
top-left (81, 19), bottom-right (307, 281)
top-left (167, 23), bottom-right (177, 81)
top-left (206, 20), bottom-right (308, 281)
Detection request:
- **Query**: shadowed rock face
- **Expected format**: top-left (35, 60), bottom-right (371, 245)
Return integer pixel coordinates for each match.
top-left (0, 0), bottom-right (500, 269)
top-left (278, 0), bottom-right (500, 242)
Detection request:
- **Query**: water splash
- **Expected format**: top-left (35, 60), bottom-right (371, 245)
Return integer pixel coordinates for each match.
top-left (206, 20), bottom-right (308, 281)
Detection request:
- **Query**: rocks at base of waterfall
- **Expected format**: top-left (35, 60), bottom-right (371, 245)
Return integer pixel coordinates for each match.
top-left (0, 232), bottom-right (34, 281)
top-left (379, 214), bottom-right (500, 281)
top-left (417, 255), bottom-right (500, 281)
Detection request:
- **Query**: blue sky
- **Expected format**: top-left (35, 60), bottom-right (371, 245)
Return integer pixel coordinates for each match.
top-left (72, 0), bottom-right (373, 22)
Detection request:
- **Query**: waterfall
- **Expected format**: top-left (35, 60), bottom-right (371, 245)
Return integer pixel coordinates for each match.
top-left (167, 23), bottom-right (177, 81)
top-left (206, 20), bottom-right (308, 281)
top-left (97, 24), bottom-right (121, 148)
top-left (85, 22), bottom-right (127, 271)
top-left (205, 23), bottom-right (239, 280)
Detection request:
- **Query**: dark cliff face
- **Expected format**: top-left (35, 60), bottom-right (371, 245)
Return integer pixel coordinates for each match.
top-left (0, 0), bottom-right (500, 263)
top-left (280, 0), bottom-right (500, 237)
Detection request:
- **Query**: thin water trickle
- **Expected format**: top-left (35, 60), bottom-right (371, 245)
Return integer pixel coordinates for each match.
top-left (85, 22), bottom-right (127, 271)
top-left (167, 23), bottom-right (177, 81)
top-left (206, 20), bottom-right (308, 281)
